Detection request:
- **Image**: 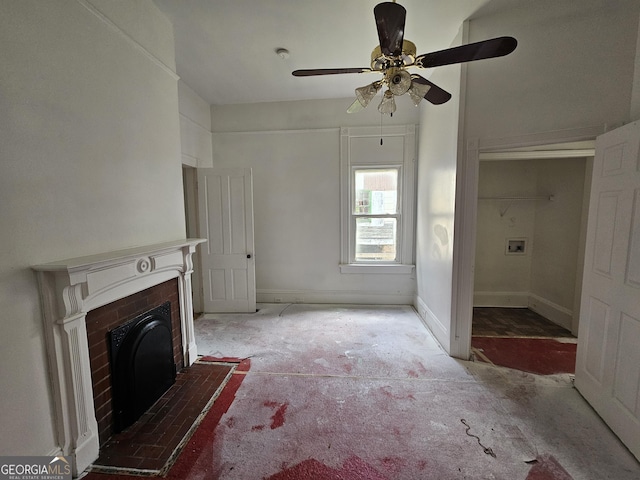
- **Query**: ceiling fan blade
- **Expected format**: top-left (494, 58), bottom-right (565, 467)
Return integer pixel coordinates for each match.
top-left (416, 36), bottom-right (517, 68)
top-left (374, 2), bottom-right (406, 57)
top-left (411, 75), bottom-right (451, 105)
top-left (292, 67), bottom-right (373, 77)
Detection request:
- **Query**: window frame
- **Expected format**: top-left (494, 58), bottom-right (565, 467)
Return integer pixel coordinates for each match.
top-left (339, 125), bottom-right (416, 274)
top-left (351, 165), bottom-right (402, 263)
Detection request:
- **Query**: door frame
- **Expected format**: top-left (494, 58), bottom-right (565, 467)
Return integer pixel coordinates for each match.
top-left (182, 165), bottom-right (204, 313)
top-left (454, 125), bottom-right (606, 359)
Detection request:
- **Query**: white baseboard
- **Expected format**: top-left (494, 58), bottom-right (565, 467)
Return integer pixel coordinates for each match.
top-left (527, 294), bottom-right (573, 331)
top-left (414, 295), bottom-right (450, 352)
top-left (257, 289), bottom-right (413, 305)
top-left (473, 291), bottom-right (573, 331)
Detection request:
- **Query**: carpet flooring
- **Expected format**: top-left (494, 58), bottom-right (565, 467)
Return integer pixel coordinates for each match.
top-left (81, 304), bottom-right (639, 479)
top-left (471, 337), bottom-right (577, 375)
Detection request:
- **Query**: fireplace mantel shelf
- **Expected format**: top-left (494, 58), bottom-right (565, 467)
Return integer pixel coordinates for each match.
top-left (32, 238), bottom-right (206, 476)
top-left (33, 239), bottom-right (206, 316)
top-left (33, 239), bottom-right (205, 272)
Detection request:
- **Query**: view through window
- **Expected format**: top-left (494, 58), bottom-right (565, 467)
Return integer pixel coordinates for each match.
top-left (353, 168), bottom-right (399, 262)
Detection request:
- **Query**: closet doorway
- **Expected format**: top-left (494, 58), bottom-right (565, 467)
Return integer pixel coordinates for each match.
top-left (471, 142), bottom-right (594, 374)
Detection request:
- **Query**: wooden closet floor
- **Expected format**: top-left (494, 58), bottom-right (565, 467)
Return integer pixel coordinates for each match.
top-left (472, 307), bottom-right (574, 338)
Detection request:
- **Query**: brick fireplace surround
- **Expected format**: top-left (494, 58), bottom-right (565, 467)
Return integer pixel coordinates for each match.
top-left (32, 239), bottom-right (205, 476)
top-left (86, 278), bottom-right (184, 445)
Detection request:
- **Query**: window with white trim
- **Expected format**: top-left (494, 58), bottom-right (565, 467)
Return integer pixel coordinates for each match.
top-left (340, 125), bottom-right (416, 273)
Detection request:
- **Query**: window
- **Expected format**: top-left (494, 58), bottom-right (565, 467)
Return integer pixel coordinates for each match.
top-left (340, 126), bottom-right (416, 273)
top-left (353, 168), bottom-right (399, 262)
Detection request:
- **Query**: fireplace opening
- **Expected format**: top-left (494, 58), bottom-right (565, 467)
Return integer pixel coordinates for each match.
top-left (109, 301), bottom-right (177, 433)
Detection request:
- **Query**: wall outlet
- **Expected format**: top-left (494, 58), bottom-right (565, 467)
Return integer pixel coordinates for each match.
top-left (274, 297), bottom-right (283, 303)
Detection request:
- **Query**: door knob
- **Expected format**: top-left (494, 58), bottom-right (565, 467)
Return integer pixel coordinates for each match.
top-left (247, 254), bottom-right (252, 259)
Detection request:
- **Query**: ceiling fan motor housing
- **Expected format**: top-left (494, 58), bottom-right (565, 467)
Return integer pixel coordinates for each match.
top-left (370, 39), bottom-right (417, 70)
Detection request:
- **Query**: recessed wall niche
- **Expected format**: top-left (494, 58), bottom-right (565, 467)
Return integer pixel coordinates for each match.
top-left (506, 238), bottom-right (527, 255)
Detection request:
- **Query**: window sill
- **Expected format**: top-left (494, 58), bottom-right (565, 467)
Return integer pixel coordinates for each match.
top-left (339, 264), bottom-right (415, 274)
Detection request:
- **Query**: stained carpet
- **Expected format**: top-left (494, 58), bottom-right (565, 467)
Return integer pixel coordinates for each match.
top-left (80, 304), bottom-right (639, 480)
top-left (471, 337), bottom-right (577, 375)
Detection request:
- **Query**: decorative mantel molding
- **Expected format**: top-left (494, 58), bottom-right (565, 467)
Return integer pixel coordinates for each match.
top-left (32, 239), bottom-right (205, 476)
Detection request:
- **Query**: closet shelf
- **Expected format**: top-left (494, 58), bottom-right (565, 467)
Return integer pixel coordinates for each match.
top-left (478, 195), bottom-right (555, 217)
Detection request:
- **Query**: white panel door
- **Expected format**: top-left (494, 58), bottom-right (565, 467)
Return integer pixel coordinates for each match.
top-left (197, 168), bottom-right (256, 313)
top-left (575, 121), bottom-right (640, 461)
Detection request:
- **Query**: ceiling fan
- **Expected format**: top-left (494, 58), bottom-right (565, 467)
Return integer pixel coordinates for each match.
top-left (292, 1), bottom-right (517, 114)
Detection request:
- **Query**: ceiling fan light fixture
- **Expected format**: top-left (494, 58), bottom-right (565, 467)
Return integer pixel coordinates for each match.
top-left (408, 81), bottom-right (431, 106)
top-left (355, 81), bottom-right (382, 107)
top-left (347, 98), bottom-right (365, 114)
top-left (378, 90), bottom-right (396, 115)
top-left (387, 69), bottom-right (411, 96)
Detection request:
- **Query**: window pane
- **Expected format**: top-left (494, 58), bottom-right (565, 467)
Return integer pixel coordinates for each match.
top-left (354, 169), bottom-right (398, 214)
top-left (355, 217), bottom-right (397, 262)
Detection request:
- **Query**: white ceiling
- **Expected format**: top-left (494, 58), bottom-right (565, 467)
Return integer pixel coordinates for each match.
top-left (152, 0), bottom-right (494, 106)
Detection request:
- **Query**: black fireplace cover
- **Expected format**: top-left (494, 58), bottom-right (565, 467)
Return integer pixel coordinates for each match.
top-left (109, 301), bottom-right (176, 433)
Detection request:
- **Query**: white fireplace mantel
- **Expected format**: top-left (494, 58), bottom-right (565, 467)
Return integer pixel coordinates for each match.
top-left (32, 238), bottom-right (206, 476)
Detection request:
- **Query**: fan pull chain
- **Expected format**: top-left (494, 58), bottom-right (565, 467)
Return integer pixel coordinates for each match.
top-left (379, 111), bottom-right (393, 145)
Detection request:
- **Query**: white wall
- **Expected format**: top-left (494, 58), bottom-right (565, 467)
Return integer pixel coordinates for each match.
top-left (212, 95), bottom-right (420, 133)
top-left (474, 161), bottom-right (537, 305)
top-left (465, 0), bottom-right (640, 140)
top-left (209, 98), bottom-right (419, 304)
top-left (179, 81), bottom-right (213, 168)
top-left (0, 0), bottom-right (184, 457)
top-left (413, 34), bottom-right (464, 353)
top-left (474, 158), bottom-right (587, 330)
top-left (530, 158), bottom-right (587, 327)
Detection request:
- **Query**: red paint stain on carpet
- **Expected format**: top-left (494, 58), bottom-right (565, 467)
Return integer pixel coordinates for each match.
top-left (200, 356), bottom-right (252, 373)
top-left (526, 454), bottom-right (573, 479)
top-left (472, 337), bottom-right (576, 375)
top-left (252, 401), bottom-right (288, 431)
top-left (266, 456), bottom-right (388, 480)
top-left (264, 401), bottom-right (289, 429)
